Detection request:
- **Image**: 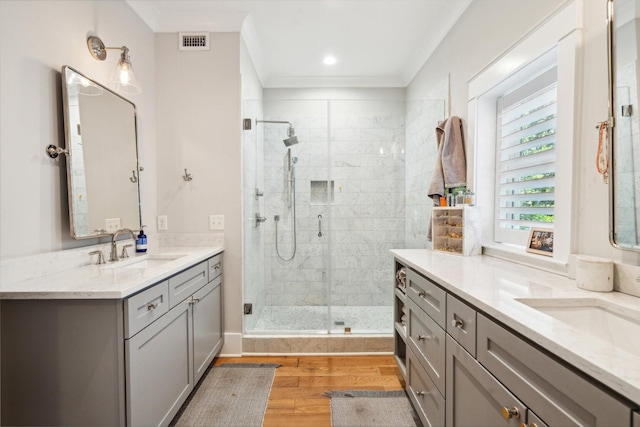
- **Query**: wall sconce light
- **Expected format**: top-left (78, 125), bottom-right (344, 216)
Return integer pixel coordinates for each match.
top-left (87, 36), bottom-right (141, 95)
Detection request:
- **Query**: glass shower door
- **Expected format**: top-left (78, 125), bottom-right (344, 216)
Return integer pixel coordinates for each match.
top-left (326, 100), bottom-right (406, 334)
top-left (254, 99), bottom-right (331, 334)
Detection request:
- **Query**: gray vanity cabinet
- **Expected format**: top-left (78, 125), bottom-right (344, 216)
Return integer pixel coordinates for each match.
top-left (477, 314), bottom-right (634, 426)
top-left (126, 298), bottom-right (193, 427)
top-left (394, 259), bottom-right (637, 427)
top-left (1, 253), bottom-right (224, 427)
top-left (446, 335), bottom-right (525, 427)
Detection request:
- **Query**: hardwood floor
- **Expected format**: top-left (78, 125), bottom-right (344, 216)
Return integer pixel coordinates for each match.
top-left (213, 355), bottom-right (405, 427)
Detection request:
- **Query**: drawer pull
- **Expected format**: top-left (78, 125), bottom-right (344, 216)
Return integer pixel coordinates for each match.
top-left (416, 334), bottom-right (432, 341)
top-left (416, 391), bottom-right (426, 396)
top-left (417, 291), bottom-right (430, 298)
top-left (147, 302), bottom-right (158, 311)
top-left (451, 318), bottom-right (465, 329)
top-left (501, 406), bottom-right (520, 420)
top-left (214, 265), bottom-right (221, 271)
top-left (189, 296), bottom-right (201, 305)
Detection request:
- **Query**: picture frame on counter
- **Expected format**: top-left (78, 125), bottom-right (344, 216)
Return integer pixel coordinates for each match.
top-left (526, 228), bottom-right (554, 256)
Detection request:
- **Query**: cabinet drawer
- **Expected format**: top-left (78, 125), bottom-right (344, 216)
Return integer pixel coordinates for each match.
top-left (406, 268), bottom-right (446, 328)
top-left (168, 261), bottom-right (208, 308)
top-left (125, 281), bottom-right (170, 338)
top-left (446, 294), bottom-right (476, 357)
top-left (406, 297), bottom-right (445, 395)
top-left (407, 346), bottom-right (445, 427)
top-left (477, 314), bottom-right (634, 426)
top-left (208, 253), bottom-right (223, 280)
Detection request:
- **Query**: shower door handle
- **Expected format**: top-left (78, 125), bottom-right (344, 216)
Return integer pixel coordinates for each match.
top-left (318, 215), bottom-right (323, 238)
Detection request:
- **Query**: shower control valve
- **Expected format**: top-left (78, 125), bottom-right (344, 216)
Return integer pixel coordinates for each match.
top-left (255, 213), bottom-right (267, 228)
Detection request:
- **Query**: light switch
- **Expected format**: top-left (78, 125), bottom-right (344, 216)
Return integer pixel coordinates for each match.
top-left (209, 215), bottom-right (224, 230)
top-left (158, 215), bottom-right (168, 231)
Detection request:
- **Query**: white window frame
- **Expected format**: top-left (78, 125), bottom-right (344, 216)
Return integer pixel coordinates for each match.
top-left (467, 0), bottom-right (581, 273)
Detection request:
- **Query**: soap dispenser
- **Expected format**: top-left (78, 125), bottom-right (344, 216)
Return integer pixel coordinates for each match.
top-left (136, 226), bottom-right (147, 253)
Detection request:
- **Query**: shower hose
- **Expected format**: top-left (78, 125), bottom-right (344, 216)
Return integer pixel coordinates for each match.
top-left (275, 177), bottom-right (297, 261)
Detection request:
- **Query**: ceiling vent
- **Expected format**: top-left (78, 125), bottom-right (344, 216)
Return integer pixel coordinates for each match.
top-left (179, 32), bottom-right (210, 51)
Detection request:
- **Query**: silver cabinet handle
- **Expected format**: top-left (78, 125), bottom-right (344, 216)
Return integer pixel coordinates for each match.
top-left (417, 290), bottom-right (431, 298)
top-left (416, 391), bottom-right (426, 396)
top-left (189, 296), bottom-right (201, 305)
top-left (416, 334), bottom-right (433, 341)
top-left (317, 215), bottom-right (323, 237)
top-left (501, 406), bottom-right (520, 420)
top-left (451, 318), bottom-right (465, 329)
top-left (214, 265), bottom-right (221, 271)
top-left (147, 303), bottom-right (158, 311)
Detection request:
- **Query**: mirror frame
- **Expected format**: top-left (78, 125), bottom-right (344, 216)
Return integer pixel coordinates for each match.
top-left (61, 65), bottom-right (142, 239)
top-left (607, 0), bottom-right (619, 249)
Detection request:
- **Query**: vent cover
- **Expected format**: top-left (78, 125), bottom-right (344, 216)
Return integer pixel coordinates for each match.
top-left (179, 32), bottom-right (210, 51)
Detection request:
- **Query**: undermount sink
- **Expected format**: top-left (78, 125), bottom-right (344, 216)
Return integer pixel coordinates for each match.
top-left (102, 254), bottom-right (186, 270)
top-left (516, 298), bottom-right (640, 355)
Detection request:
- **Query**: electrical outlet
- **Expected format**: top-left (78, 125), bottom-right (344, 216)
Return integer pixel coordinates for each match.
top-left (158, 215), bottom-right (168, 231)
top-left (105, 218), bottom-right (121, 233)
top-left (209, 215), bottom-right (224, 230)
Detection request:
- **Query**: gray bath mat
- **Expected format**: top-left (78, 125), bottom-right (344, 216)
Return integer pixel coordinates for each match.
top-left (324, 390), bottom-right (419, 427)
top-left (173, 363), bottom-right (280, 426)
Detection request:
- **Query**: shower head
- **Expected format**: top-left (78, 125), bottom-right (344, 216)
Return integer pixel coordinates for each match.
top-left (283, 135), bottom-right (299, 147)
top-left (256, 119), bottom-right (300, 147)
top-left (283, 125), bottom-right (299, 147)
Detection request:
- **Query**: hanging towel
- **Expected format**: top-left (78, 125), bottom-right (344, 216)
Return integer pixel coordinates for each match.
top-left (427, 116), bottom-right (466, 200)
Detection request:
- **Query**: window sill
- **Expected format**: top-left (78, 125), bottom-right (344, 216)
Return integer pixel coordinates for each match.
top-left (482, 242), bottom-right (568, 276)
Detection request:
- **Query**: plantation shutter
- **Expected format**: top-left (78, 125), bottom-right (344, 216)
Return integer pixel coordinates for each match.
top-left (495, 66), bottom-right (557, 245)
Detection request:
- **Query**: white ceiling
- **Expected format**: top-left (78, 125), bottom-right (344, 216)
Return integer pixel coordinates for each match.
top-left (126, 0), bottom-right (472, 88)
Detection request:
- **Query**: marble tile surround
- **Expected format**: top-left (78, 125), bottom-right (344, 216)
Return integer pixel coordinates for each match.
top-left (259, 101), bottom-right (406, 314)
top-left (252, 305), bottom-right (393, 333)
top-left (242, 335), bottom-right (393, 354)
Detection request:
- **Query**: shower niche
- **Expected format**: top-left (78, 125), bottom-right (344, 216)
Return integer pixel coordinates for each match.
top-left (310, 181), bottom-right (334, 205)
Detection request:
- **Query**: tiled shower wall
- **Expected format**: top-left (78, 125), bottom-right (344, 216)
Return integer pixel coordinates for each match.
top-left (261, 99), bottom-right (406, 308)
top-left (405, 99), bottom-right (445, 248)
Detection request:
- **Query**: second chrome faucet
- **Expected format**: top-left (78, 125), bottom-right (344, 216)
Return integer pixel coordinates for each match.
top-left (110, 228), bottom-right (138, 262)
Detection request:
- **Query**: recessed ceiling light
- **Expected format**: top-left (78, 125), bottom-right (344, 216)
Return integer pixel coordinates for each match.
top-left (323, 55), bottom-right (337, 66)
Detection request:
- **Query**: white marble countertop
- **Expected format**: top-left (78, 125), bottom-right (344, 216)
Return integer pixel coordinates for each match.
top-left (392, 249), bottom-right (640, 406)
top-left (0, 247), bottom-right (223, 300)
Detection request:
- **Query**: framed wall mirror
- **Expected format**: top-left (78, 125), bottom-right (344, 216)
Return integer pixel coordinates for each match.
top-left (61, 66), bottom-right (141, 239)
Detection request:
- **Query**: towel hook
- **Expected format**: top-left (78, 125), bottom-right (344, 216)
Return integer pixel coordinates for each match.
top-left (183, 168), bottom-right (193, 181)
top-left (45, 144), bottom-right (68, 159)
top-left (130, 170), bottom-right (138, 183)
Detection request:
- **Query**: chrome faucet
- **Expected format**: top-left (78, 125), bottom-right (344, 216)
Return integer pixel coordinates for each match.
top-left (110, 228), bottom-right (137, 262)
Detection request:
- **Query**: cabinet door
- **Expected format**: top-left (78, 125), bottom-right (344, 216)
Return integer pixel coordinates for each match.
top-left (193, 276), bottom-right (223, 383)
top-left (446, 335), bottom-right (525, 427)
top-left (126, 300), bottom-right (193, 427)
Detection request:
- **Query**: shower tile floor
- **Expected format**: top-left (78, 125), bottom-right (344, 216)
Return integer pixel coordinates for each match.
top-left (251, 305), bottom-right (393, 334)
